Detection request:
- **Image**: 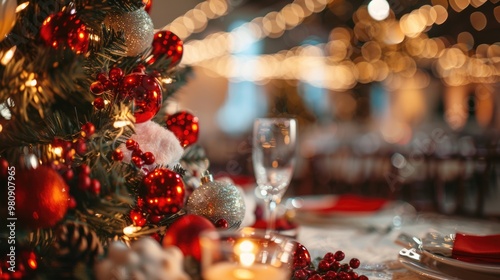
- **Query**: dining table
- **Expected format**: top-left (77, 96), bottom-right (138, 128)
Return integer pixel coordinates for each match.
top-left (236, 184), bottom-right (500, 280)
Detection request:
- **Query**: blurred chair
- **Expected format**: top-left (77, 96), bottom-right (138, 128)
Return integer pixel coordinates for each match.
top-left (299, 127), bottom-right (500, 218)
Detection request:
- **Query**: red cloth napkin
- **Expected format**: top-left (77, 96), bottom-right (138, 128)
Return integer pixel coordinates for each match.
top-left (310, 195), bottom-right (388, 213)
top-left (452, 233), bottom-right (500, 264)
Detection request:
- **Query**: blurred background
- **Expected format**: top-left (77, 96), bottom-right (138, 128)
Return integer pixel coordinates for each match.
top-left (148, 0), bottom-right (500, 217)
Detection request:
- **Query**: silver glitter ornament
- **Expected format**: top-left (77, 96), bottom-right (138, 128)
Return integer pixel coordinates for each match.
top-left (104, 9), bottom-right (154, 56)
top-left (186, 171), bottom-right (246, 228)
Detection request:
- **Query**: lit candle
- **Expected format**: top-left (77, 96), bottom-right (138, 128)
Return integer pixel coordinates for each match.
top-left (203, 238), bottom-right (291, 280)
top-left (203, 262), bottom-right (289, 280)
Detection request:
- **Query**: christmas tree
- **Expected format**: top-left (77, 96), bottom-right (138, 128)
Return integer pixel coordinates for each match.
top-left (0, 0), bottom-right (220, 278)
top-left (0, 1), bottom-right (376, 279)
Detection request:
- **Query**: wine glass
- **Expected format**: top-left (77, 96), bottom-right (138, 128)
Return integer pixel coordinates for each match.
top-left (252, 118), bottom-right (297, 231)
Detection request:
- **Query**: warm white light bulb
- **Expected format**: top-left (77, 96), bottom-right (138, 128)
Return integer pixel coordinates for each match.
top-left (368, 0), bottom-right (390, 21)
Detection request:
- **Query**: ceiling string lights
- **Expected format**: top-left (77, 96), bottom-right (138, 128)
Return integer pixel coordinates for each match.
top-left (162, 0), bottom-right (499, 89)
top-left (161, 0), bottom-right (238, 40)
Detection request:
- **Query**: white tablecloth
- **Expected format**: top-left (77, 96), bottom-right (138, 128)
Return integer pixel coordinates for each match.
top-left (237, 184), bottom-right (500, 280)
top-left (295, 212), bottom-right (500, 280)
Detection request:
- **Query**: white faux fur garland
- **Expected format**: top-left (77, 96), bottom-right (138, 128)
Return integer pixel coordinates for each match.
top-left (120, 121), bottom-right (184, 170)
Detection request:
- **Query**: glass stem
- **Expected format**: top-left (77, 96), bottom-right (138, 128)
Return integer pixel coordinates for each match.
top-left (266, 198), bottom-right (277, 232)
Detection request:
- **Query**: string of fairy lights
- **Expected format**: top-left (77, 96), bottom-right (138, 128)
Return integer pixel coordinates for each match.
top-left (162, 0), bottom-right (500, 89)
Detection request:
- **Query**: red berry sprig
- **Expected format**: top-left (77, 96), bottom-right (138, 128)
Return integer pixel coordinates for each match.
top-left (90, 66), bottom-right (128, 110)
top-left (120, 139), bottom-right (157, 168)
top-left (292, 250), bottom-right (369, 280)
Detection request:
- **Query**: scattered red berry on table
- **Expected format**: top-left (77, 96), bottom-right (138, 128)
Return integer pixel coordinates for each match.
top-left (308, 275), bottom-right (322, 280)
top-left (349, 258), bottom-right (360, 269)
top-left (324, 271), bottom-right (337, 280)
top-left (294, 269), bottom-right (308, 280)
top-left (291, 249), bottom-right (368, 280)
top-left (334, 250), bottom-right (345, 261)
top-left (324, 252), bottom-right (335, 263)
top-left (318, 259), bottom-right (330, 272)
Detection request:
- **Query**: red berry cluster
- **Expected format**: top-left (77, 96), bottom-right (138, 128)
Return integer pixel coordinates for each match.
top-left (293, 251), bottom-right (368, 280)
top-left (75, 163), bottom-right (101, 195)
top-left (50, 122), bottom-right (101, 199)
top-left (90, 65), bottom-right (163, 124)
top-left (129, 208), bottom-right (147, 227)
top-left (90, 67), bottom-right (124, 110)
top-left (119, 139), bottom-right (156, 168)
top-left (50, 122), bottom-right (94, 166)
top-left (2, 122), bottom-right (102, 212)
top-left (90, 66), bottom-right (147, 110)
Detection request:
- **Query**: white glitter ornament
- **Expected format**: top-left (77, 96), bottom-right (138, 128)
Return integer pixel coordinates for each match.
top-left (118, 121), bottom-right (184, 172)
top-left (103, 9), bottom-right (154, 56)
top-left (185, 171), bottom-right (246, 228)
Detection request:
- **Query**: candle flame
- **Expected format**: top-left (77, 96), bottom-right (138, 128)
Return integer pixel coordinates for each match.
top-left (236, 240), bottom-right (257, 267)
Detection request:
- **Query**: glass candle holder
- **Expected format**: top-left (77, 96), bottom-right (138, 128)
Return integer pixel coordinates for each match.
top-left (200, 227), bottom-right (296, 280)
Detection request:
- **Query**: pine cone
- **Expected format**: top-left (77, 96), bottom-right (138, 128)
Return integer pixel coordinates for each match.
top-left (51, 222), bottom-right (104, 266)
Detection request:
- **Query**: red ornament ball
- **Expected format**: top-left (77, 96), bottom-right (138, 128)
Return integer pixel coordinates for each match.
top-left (40, 12), bottom-right (89, 54)
top-left (140, 168), bottom-right (185, 215)
top-left (118, 73), bottom-right (162, 123)
top-left (5, 166), bottom-right (69, 229)
top-left (162, 214), bottom-right (215, 261)
top-left (165, 111), bottom-right (199, 148)
top-left (149, 30), bottom-right (183, 66)
top-left (293, 242), bottom-right (312, 269)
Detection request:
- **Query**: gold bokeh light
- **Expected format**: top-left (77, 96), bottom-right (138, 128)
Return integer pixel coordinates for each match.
top-left (162, 0), bottom-right (499, 88)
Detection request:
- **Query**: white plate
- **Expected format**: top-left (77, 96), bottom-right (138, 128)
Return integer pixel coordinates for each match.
top-left (287, 195), bottom-right (416, 228)
top-left (399, 253), bottom-right (500, 280)
top-left (422, 250), bottom-right (500, 275)
top-left (398, 255), bottom-right (457, 280)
